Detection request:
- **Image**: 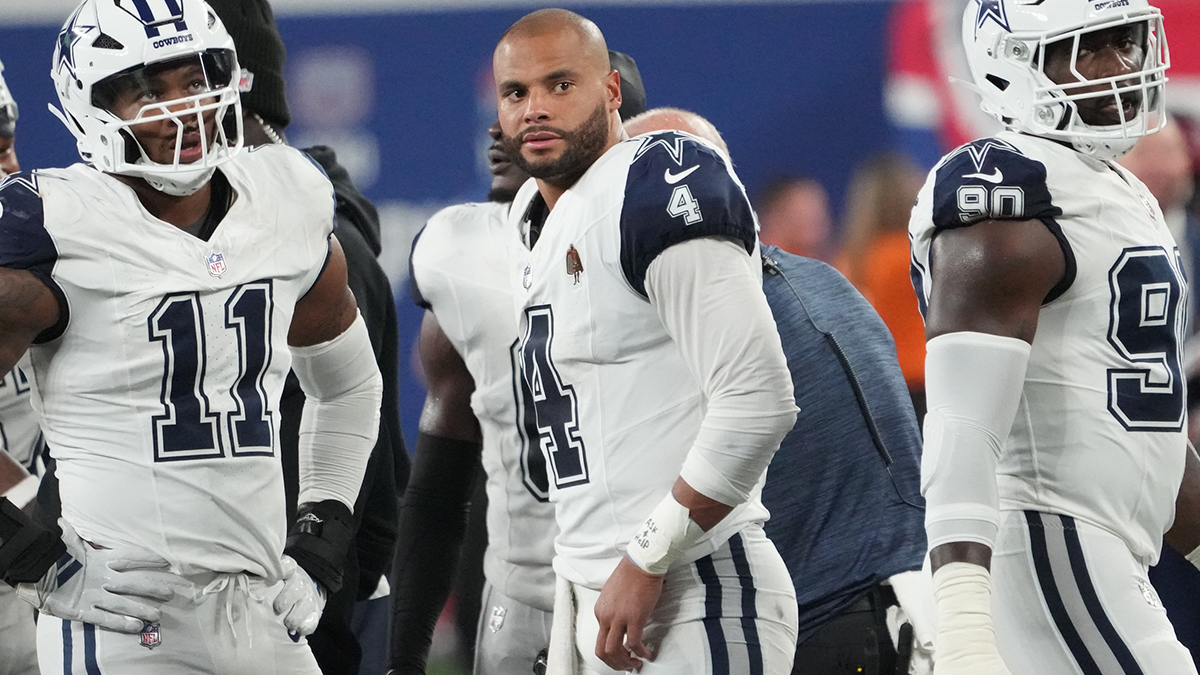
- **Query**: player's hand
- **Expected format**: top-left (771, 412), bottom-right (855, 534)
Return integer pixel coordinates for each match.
top-left (274, 554), bottom-right (326, 637)
top-left (16, 519), bottom-right (179, 633)
top-left (594, 556), bottom-right (664, 671)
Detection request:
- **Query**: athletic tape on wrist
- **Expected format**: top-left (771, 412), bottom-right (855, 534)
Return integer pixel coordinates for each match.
top-left (625, 493), bottom-right (704, 575)
top-left (1187, 544), bottom-right (1200, 572)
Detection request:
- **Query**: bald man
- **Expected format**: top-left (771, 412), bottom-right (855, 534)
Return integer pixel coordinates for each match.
top-left (495, 10), bottom-right (798, 675)
top-left (624, 108), bottom-right (728, 154)
top-left (396, 50), bottom-right (647, 675)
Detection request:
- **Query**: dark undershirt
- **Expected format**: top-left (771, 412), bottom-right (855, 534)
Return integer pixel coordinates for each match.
top-left (180, 170), bottom-right (233, 241)
top-left (523, 191), bottom-right (549, 248)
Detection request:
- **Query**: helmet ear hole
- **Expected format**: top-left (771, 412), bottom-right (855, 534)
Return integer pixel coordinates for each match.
top-left (986, 74), bottom-right (1011, 92)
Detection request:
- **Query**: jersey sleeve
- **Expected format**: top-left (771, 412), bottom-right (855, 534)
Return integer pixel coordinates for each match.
top-left (930, 138), bottom-right (1076, 301)
top-left (0, 173), bottom-right (68, 343)
top-left (620, 132), bottom-right (757, 298)
top-left (931, 138), bottom-right (1062, 230)
top-left (407, 225), bottom-right (431, 310)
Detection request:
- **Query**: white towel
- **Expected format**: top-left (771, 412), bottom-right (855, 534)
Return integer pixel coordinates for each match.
top-left (546, 575), bottom-right (579, 675)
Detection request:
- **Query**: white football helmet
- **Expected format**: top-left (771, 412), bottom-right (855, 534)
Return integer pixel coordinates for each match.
top-left (51, 0), bottom-right (243, 196)
top-left (963, 0), bottom-right (1169, 160)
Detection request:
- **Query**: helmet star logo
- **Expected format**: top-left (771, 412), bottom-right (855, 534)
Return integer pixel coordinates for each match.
top-left (56, 7), bottom-right (96, 78)
top-left (976, 0), bottom-right (1011, 35)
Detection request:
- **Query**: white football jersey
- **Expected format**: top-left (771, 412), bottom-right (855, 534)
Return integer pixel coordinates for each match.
top-left (508, 132), bottom-right (769, 589)
top-left (0, 354), bottom-right (43, 470)
top-left (409, 200), bottom-right (557, 612)
top-left (0, 146), bottom-right (334, 579)
top-left (910, 131), bottom-right (1188, 565)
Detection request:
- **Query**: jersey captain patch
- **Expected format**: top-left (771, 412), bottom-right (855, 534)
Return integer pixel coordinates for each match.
top-left (620, 132), bottom-right (756, 297)
top-left (932, 138), bottom-right (1062, 230)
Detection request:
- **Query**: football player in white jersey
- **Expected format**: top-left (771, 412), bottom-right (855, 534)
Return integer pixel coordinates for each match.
top-left (0, 1), bottom-right (382, 673)
top-left (0, 56), bottom-right (47, 675)
top-left (393, 53), bottom-right (647, 675)
top-left (495, 10), bottom-right (799, 674)
top-left (910, 1), bottom-right (1200, 673)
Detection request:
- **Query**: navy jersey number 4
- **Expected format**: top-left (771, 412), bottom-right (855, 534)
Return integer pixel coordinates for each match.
top-left (1107, 247), bottom-right (1187, 432)
top-left (517, 305), bottom-right (589, 490)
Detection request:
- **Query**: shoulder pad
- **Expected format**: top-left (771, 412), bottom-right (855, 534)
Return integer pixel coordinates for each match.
top-left (0, 173), bottom-right (68, 343)
top-left (932, 138), bottom-right (1062, 230)
top-left (620, 132), bottom-right (756, 297)
top-left (0, 173), bottom-right (54, 276)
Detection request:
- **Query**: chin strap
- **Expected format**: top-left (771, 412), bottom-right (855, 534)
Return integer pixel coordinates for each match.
top-left (140, 163), bottom-right (217, 197)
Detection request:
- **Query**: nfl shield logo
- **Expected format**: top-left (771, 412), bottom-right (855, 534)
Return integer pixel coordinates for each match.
top-left (488, 605), bottom-right (507, 633)
top-left (206, 252), bottom-right (227, 278)
top-left (139, 623), bottom-right (162, 650)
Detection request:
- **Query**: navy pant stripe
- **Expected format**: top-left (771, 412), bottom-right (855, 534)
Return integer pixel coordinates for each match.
top-left (62, 619), bottom-right (72, 675)
top-left (728, 533), bottom-right (764, 675)
top-left (1025, 511), bottom-right (1103, 675)
top-left (83, 623), bottom-right (101, 675)
top-left (1060, 515), bottom-right (1145, 675)
top-left (695, 554), bottom-right (729, 675)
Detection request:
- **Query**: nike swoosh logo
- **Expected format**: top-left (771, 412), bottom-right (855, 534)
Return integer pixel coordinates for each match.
top-left (664, 165), bottom-right (700, 184)
top-left (964, 168), bottom-right (1004, 184)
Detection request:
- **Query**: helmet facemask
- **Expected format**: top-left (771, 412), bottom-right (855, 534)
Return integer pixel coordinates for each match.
top-left (964, 1), bottom-right (1170, 162)
top-left (1027, 14), bottom-right (1169, 160)
top-left (87, 50), bottom-right (243, 196)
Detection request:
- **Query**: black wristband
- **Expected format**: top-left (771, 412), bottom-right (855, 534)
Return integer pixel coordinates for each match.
top-left (284, 499), bottom-right (354, 595)
top-left (0, 497), bottom-right (64, 586)
top-left (390, 432), bottom-right (481, 673)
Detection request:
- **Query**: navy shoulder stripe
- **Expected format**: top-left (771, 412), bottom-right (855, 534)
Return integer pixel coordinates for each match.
top-left (620, 132), bottom-right (756, 297)
top-left (408, 224), bottom-right (431, 310)
top-left (0, 173), bottom-right (68, 342)
top-left (932, 138), bottom-right (1062, 230)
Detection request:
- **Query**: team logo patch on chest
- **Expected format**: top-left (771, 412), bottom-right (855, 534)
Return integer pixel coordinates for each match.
top-left (566, 245), bottom-right (583, 284)
top-left (206, 252), bottom-right (227, 278)
top-left (139, 622), bottom-right (162, 649)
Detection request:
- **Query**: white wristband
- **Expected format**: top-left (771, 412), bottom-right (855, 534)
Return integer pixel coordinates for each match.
top-left (625, 493), bottom-right (705, 575)
top-left (1187, 544), bottom-right (1200, 572)
top-left (2, 474), bottom-right (39, 510)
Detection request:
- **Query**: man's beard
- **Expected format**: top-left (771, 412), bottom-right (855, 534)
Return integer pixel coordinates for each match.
top-left (501, 102), bottom-right (610, 185)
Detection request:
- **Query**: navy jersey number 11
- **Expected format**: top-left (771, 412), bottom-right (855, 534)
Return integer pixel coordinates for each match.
top-left (149, 281), bottom-right (276, 461)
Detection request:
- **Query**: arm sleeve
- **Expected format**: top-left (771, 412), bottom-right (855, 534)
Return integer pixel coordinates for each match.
top-left (290, 313), bottom-right (383, 509)
top-left (644, 237), bottom-right (798, 506)
top-left (921, 331), bottom-right (1030, 550)
top-left (389, 433), bottom-right (480, 674)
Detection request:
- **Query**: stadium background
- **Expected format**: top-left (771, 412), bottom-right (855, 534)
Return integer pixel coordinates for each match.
top-left (1, 0), bottom-right (1198, 443)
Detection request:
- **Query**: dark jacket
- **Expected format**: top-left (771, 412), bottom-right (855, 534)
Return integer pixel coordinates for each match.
top-left (278, 146), bottom-right (408, 674)
top-left (759, 245), bottom-right (926, 645)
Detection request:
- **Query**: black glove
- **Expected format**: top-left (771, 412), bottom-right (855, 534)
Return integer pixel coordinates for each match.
top-left (0, 496), bottom-right (64, 586)
top-left (284, 499), bottom-right (354, 595)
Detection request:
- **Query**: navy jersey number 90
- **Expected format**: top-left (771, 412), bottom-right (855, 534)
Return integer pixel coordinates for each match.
top-left (1106, 247), bottom-right (1187, 432)
top-left (517, 305), bottom-right (589, 490)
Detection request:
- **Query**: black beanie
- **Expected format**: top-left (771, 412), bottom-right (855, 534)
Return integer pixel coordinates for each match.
top-left (206, 0), bottom-right (290, 130)
top-left (609, 50), bottom-right (647, 122)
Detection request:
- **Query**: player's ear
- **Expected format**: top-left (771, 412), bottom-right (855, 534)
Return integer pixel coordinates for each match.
top-left (606, 69), bottom-right (623, 113)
